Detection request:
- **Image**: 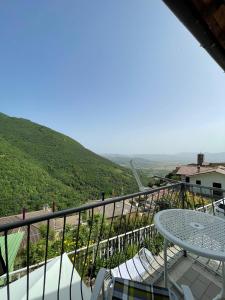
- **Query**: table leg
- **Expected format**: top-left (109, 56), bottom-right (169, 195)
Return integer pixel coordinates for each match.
top-left (213, 261), bottom-right (225, 300)
top-left (164, 239), bottom-right (168, 288)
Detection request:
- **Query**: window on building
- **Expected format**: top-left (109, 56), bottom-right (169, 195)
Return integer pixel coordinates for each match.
top-left (185, 177), bottom-right (190, 183)
top-left (196, 180), bottom-right (201, 185)
top-left (213, 182), bottom-right (222, 188)
top-left (213, 182), bottom-right (223, 197)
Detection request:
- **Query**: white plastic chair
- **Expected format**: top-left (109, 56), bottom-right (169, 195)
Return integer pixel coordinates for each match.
top-left (110, 247), bottom-right (154, 281)
top-left (91, 268), bottom-right (195, 300)
top-left (91, 247), bottom-right (194, 300)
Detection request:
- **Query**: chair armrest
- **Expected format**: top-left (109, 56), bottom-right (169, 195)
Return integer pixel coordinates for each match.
top-left (181, 285), bottom-right (195, 300)
top-left (90, 268), bottom-right (107, 300)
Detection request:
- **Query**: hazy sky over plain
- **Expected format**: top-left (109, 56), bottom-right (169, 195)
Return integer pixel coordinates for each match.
top-left (0, 1), bottom-right (224, 154)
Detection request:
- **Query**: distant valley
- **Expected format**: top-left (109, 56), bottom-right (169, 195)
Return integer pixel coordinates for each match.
top-left (103, 152), bottom-right (225, 178)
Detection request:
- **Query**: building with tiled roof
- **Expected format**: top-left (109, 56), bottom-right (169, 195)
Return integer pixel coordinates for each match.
top-left (176, 154), bottom-right (225, 197)
top-left (176, 165), bottom-right (213, 177)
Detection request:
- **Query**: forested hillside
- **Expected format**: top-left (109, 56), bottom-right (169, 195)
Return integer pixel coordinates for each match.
top-left (0, 113), bottom-right (137, 216)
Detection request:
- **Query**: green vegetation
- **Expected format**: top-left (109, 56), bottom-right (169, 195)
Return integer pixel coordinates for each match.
top-left (165, 171), bottom-right (181, 181)
top-left (17, 213), bottom-right (163, 280)
top-left (18, 213), bottom-right (151, 266)
top-left (185, 191), bottom-right (211, 208)
top-left (0, 113), bottom-right (138, 216)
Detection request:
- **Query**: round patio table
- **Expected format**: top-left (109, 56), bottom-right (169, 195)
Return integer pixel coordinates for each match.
top-left (154, 209), bottom-right (225, 300)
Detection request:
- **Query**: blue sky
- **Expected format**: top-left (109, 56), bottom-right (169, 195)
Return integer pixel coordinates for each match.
top-left (0, 1), bottom-right (224, 155)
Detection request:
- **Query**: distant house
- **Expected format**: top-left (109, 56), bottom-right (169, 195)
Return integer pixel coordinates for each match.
top-left (176, 154), bottom-right (225, 197)
top-left (187, 167), bottom-right (225, 197)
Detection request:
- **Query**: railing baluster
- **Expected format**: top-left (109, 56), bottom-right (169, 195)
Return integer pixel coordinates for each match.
top-left (167, 188), bottom-right (175, 208)
top-left (114, 200), bottom-right (125, 278)
top-left (26, 225), bottom-right (30, 300)
top-left (121, 196), bottom-right (135, 280)
top-left (70, 212), bottom-right (81, 300)
top-left (180, 183), bottom-right (185, 209)
top-left (199, 187), bottom-right (205, 212)
top-left (129, 195), bottom-right (148, 281)
top-left (57, 216), bottom-right (66, 300)
top-left (42, 220), bottom-right (50, 300)
top-left (135, 193), bottom-right (155, 279)
top-left (210, 189), bottom-right (215, 215)
top-left (222, 197), bottom-right (225, 217)
top-left (80, 208), bottom-right (94, 300)
top-left (90, 204), bottom-right (106, 287)
top-left (190, 185), bottom-right (195, 210)
top-left (105, 202), bottom-right (116, 270)
top-left (5, 231), bottom-right (10, 300)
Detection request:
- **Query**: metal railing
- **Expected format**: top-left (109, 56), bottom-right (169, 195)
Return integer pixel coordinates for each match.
top-left (0, 182), bottom-right (224, 299)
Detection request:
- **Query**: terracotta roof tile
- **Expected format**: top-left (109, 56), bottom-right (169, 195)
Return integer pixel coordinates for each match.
top-left (177, 165), bottom-right (225, 177)
top-left (176, 165), bottom-right (213, 176)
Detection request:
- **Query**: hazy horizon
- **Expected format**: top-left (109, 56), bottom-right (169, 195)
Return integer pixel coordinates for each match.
top-left (102, 151), bottom-right (225, 155)
top-left (103, 152), bottom-right (225, 164)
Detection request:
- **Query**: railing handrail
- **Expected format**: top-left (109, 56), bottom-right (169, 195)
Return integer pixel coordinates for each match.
top-left (67, 223), bottom-right (155, 254)
top-left (0, 183), bottom-right (181, 232)
top-left (196, 197), bottom-right (222, 210)
top-left (4, 192), bottom-right (223, 280)
top-left (1, 181), bottom-right (224, 232)
top-left (185, 182), bottom-right (225, 193)
top-left (2, 192), bottom-right (223, 280)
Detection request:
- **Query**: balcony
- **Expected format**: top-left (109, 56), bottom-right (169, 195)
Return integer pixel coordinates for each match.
top-left (0, 182), bottom-right (225, 299)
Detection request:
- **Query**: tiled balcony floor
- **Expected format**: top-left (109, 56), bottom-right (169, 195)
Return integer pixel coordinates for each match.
top-left (155, 255), bottom-right (222, 300)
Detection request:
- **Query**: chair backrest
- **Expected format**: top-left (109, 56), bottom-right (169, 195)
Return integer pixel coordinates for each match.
top-left (110, 248), bottom-right (154, 281)
top-left (137, 247), bottom-right (154, 267)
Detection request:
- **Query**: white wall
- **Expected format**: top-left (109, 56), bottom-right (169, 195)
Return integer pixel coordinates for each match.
top-left (189, 172), bottom-right (225, 195)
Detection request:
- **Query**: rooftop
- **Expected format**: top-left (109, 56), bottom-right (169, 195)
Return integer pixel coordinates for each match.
top-left (176, 165), bottom-right (213, 176)
top-left (162, 0), bottom-right (225, 71)
top-left (176, 165), bottom-right (225, 177)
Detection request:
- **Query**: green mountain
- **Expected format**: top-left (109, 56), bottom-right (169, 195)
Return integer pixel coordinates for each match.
top-left (0, 113), bottom-right (137, 216)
